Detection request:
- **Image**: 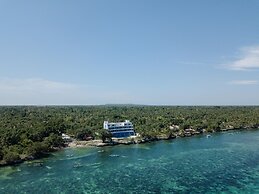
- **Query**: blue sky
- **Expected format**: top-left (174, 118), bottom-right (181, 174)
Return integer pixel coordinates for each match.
top-left (0, 0), bottom-right (259, 105)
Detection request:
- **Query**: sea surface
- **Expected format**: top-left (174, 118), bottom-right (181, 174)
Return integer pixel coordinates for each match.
top-left (0, 130), bottom-right (258, 194)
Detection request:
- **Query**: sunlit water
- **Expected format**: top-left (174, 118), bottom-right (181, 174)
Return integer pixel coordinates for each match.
top-left (0, 130), bottom-right (258, 193)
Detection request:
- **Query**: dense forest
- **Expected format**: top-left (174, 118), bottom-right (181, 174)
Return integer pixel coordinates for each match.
top-left (1, 106), bottom-right (259, 165)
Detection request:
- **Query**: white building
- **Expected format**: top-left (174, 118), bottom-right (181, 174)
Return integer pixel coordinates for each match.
top-left (103, 120), bottom-right (135, 138)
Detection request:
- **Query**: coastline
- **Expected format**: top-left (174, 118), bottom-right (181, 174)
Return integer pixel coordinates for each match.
top-left (66, 127), bottom-right (259, 148)
top-left (67, 140), bottom-right (109, 148)
top-left (1, 127), bottom-right (258, 167)
top-left (66, 133), bottom-right (176, 148)
top-left (2, 129), bottom-right (258, 194)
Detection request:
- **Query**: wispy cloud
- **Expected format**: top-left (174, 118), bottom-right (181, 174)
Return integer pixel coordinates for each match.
top-left (177, 61), bottom-right (208, 66)
top-left (0, 78), bottom-right (133, 105)
top-left (0, 78), bottom-right (80, 105)
top-left (225, 46), bottom-right (259, 71)
top-left (0, 78), bottom-right (77, 91)
top-left (228, 80), bottom-right (258, 85)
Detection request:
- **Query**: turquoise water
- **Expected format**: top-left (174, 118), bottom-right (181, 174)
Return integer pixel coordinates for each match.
top-left (0, 130), bottom-right (258, 194)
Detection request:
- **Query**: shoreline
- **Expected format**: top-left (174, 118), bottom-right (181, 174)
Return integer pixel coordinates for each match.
top-left (1, 127), bottom-right (258, 167)
top-left (66, 127), bottom-right (259, 148)
top-left (67, 140), bottom-right (110, 148)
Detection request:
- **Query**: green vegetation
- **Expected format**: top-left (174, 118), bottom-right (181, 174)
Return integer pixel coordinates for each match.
top-left (0, 106), bottom-right (259, 165)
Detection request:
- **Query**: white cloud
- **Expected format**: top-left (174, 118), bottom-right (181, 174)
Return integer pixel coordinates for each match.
top-left (228, 80), bottom-right (258, 85)
top-left (225, 46), bottom-right (259, 71)
top-left (0, 78), bottom-right (133, 105)
top-left (0, 78), bottom-right (80, 105)
top-left (0, 78), bottom-right (77, 91)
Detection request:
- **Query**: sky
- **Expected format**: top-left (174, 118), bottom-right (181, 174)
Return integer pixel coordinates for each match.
top-left (0, 0), bottom-right (259, 105)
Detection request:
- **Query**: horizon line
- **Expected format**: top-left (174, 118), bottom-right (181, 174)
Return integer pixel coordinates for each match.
top-left (0, 104), bottom-right (259, 107)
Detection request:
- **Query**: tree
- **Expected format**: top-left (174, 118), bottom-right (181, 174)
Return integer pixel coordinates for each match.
top-left (0, 149), bottom-right (3, 160)
top-left (74, 128), bottom-right (93, 140)
top-left (44, 133), bottom-right (64, 148)
top-left (25, 142), bottom-right (49, 158)
top-left (3, 151), bottom-right (21, 164)
top-left (100, 130), bottom-right (112, 143)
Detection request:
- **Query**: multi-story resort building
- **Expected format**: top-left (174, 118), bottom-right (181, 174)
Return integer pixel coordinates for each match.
top-left (103, 120), bottom-right (136, 138)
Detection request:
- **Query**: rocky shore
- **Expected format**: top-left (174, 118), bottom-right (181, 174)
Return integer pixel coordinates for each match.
top-left (67, 133), bottom-right (177, 148)
top-left (67, 131), bottom-right (198, 148)
top-left (1, 127), bottom-right (258, 167)
top-left (67, 127), bottom-right (259, 148)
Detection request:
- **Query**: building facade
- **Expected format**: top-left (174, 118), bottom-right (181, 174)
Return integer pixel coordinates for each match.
top-left (103, 120), bottom-right (135, 138)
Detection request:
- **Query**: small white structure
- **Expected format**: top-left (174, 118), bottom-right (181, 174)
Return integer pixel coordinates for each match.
top-left (170, 125), bottom-right (180, 131)
top-left (103, 120), bottom-right (135, 138)
top-left (62, 133), bottom-right (72, 142)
